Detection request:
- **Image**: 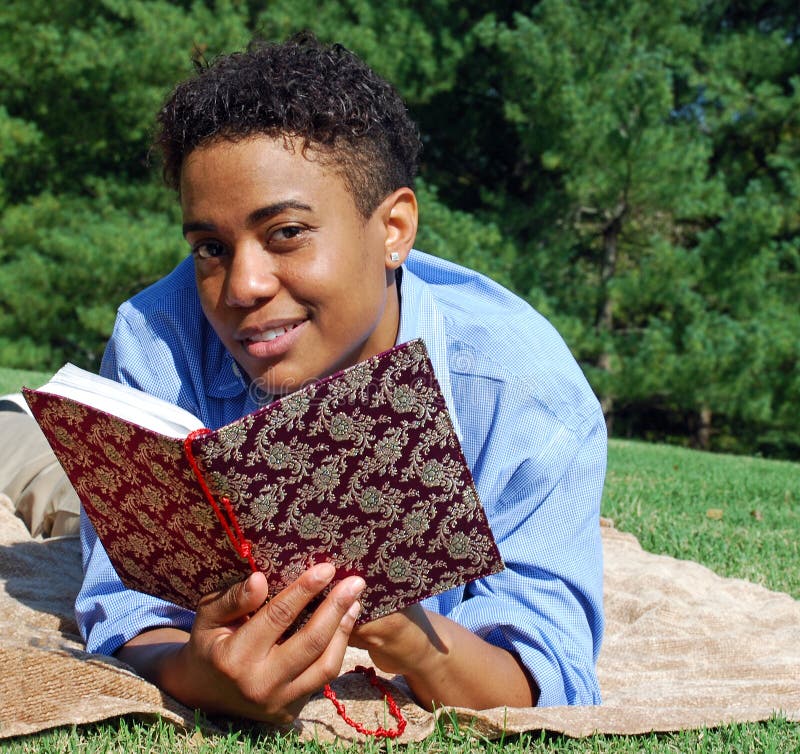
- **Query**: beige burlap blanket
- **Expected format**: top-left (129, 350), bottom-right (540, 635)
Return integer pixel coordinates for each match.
top-left (1, 497), bottom-right (799, 742)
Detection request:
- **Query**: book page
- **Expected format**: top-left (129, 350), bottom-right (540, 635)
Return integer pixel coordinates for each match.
top-left (34, 363), bottom-right (204, 438)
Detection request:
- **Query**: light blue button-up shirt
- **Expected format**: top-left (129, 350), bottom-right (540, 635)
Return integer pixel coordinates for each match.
top-left (76, 249), bottom-right (606, 706)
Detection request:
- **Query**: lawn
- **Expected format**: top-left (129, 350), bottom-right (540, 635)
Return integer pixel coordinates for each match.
top-left (2, 365), bottom-right (799, 752)
top-left (0, 366), bottom-right (52, 395)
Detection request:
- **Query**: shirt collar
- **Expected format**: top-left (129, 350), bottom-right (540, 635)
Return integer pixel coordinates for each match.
top-left (396, 258), bottom-right (463, 442)
top-left (208, 347), bottom-right (250, 399)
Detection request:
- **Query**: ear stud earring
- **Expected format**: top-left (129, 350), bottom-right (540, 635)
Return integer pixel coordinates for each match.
top-left (390, 252), bottom-right (400, 263)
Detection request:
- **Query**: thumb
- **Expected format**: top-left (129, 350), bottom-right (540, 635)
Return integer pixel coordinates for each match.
top-left (194, 571), bottom-right (269, 630)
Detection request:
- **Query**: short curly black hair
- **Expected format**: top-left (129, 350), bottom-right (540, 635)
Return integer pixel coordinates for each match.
top-left (154, 32), bottom-right (422, 218)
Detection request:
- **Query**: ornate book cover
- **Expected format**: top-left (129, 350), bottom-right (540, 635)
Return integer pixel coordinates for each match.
top-left (24, 339), bottom-right (504, 627)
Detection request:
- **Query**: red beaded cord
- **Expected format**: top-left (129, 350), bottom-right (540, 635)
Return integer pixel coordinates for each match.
top-left (183, 429), bottom-right (257, 572)
top-left (323, 666), bottom-right (407, 739)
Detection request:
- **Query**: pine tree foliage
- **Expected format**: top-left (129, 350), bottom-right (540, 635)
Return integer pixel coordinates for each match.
top-left (0, 0), bottom-right (797, 457)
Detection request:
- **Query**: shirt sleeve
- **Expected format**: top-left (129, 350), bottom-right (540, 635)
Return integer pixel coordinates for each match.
top-left (76, 509), bottom-right (196, 654)
top-left (423, 382), bottom-right (606, 707)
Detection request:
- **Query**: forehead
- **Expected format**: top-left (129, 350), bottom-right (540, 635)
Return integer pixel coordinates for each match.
top-left (181, 135), bottom-right (328, 185)
top-left (179, 135), bottom-right (356, 216)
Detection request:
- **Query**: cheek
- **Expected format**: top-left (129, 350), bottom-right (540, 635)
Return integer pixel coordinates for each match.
top-left (194, 271), bottom-right (226, 318)
top-left (281, 253), bottom-right (346, 304)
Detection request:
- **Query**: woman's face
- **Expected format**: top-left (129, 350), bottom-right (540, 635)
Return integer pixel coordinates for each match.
top-left (180, 135), bottom-right (412, 395)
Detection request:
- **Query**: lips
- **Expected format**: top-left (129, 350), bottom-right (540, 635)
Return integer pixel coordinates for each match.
top-left (237, 318), bottom-right (305, 343)
top-left (234, 319), bottom-right (309, 366)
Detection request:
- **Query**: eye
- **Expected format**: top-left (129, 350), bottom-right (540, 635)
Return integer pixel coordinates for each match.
top-left (191, 241), bottom-right (227, 260)
top-left (269, 225), bottom-right (306, 245)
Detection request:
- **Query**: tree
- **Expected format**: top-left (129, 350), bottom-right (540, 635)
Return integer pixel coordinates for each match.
top-left (469, 1), bottom-right (726, 428)
top-left (0, 0), bottom-right (797, 456)
top-left (406, 0), bottom-right (800, 456)
top-left (0, 0), bottom-right (252, 370)
top-left (0, 0), bottom-right (518, 372)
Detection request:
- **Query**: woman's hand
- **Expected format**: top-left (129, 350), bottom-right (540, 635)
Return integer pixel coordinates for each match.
top-left (116, 563), bottom-right (365, 724)
top-left (348, 604), bottom-right (438, 676)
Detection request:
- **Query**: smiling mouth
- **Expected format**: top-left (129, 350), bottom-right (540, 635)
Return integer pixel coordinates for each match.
top-left (246, 322), bottom-right (303, 343)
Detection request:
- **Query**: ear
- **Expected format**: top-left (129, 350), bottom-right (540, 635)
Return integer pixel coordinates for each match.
top-left (378, 187), bottom-right (418, 270)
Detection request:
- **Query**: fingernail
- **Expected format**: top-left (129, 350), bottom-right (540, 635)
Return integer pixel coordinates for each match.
top-left (315, 562), bottom-right (336, 584)
top-left (347, 600), bottom-right (362, 620)
top-left (243, 571), bottom-right (258, 596)
top-left (348, 577), bottom-right (366, 598)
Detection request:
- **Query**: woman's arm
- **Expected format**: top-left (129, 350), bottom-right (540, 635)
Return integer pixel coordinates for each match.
top-left (350, 605), bottom-right (537, 710)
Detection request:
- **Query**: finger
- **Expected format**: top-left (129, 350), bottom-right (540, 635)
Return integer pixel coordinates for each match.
top-left (193, 571), bottom-right (270, 632)
top-left (296, 576), bottom-right (365, 652)
top-left (233, 562), bottom-right (339, 650)
top-left (273, 575), bottom-right (365, 680)
top-left (281, 598), bottom-right (363, 701)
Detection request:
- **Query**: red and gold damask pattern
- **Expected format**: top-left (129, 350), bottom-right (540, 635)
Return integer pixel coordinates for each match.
top-left (26, 340), bottom-right (504, 627)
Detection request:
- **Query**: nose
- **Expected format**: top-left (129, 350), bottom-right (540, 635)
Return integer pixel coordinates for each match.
top-left (224, 242), bottom-right (279, 308)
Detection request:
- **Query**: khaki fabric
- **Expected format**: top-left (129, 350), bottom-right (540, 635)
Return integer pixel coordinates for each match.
top-left (0, 507), bottom-right (798, 742)
top-left (0, 412), bottom-right (80, 539)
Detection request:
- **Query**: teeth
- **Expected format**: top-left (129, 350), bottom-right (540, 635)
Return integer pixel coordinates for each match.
top-left (250, 323), bottom-right (299, 342)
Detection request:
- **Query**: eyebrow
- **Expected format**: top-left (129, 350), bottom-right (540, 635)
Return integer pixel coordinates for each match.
top-left (182, 200), bottom-right (314, 237)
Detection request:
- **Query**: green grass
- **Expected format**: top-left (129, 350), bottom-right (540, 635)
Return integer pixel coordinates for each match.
top-left (0, 366), bottom-right (52, 395)
top-left (3, 713), bottom-right (799, 753)
top-left (604, 439), bottom-right (799, 598)
top-left (2, 398), bottom-right (799, 751)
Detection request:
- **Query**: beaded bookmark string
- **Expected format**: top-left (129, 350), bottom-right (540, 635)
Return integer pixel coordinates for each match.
top-left (324, 666), bottom-right (407, 739)
top-left (183, 429), bottom-right (406, 739)
top-left (183, 428), bottom-right (257, 572)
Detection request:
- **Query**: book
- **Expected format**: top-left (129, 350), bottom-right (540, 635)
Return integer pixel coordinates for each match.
top-left (23, 339), bottom-right (504, 628)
